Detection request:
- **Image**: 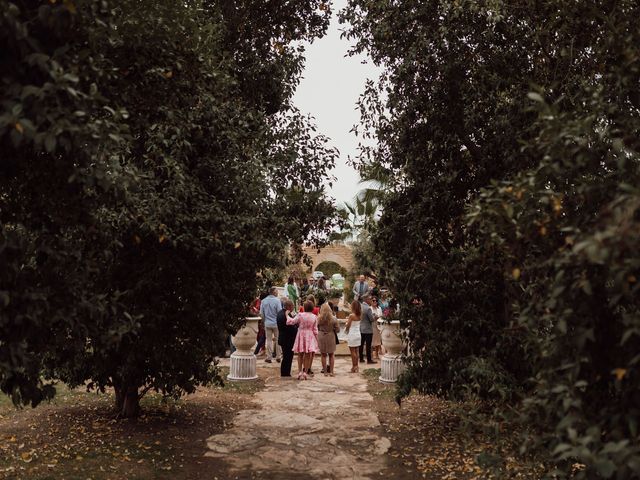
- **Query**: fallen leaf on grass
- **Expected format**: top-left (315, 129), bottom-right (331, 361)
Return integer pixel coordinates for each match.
top-left (20, 452), bottom-right (33, 463)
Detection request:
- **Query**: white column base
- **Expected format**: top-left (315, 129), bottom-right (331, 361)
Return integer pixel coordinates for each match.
top-left (379, 354), bottom-right (405, 384)
top-left (227, 352), bottom-right (258, 381)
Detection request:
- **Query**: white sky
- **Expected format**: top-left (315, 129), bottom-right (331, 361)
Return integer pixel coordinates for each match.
top-left (292, 0), bottom-right (380, 207)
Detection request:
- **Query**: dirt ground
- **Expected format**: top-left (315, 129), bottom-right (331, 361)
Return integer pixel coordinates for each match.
top-left (363, 369), bottom-right (544, 479)
top-left (1, 363), bottom-right (545, 480)
top-left (0, 367), bottom-right (265, 480)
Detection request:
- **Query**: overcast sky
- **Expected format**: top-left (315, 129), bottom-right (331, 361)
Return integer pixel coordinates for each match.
top-left (292, 0), bottom-right (380, 208)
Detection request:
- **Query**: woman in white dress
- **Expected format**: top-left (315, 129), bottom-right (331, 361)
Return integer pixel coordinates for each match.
top-left (345, 300), bottom-right (362, 373)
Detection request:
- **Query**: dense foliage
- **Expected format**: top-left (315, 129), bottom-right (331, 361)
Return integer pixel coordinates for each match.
top-left (1, 0), bottom-right (338, 417)
top-left (342, 0), bottom-right (640, 477)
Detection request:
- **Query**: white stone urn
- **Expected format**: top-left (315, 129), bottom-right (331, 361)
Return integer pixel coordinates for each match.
top-left (378, 319), bottom-right (406, 384)
top-left (228, 316), bottom-right (260, 381)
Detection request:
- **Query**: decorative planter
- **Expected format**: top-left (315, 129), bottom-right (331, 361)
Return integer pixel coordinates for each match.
top-left (378, 319), bottom-right (406, 384)
top-left (228, 316), bottom-right (260, 381)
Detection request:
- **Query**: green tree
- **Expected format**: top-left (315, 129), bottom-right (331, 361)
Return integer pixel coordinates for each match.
top-left (343, 0), bottom-right (640, 477)
top-left (1, 0), bottom-right (339, 417)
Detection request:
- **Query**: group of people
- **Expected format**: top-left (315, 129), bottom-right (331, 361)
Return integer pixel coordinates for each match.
top-left (254, 274), bottom-right (388, 379)
top-left (282, 274), bottom-right (332, 311)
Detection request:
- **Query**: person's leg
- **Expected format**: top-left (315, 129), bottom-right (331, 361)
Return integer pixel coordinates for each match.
top-left (329, 353), bottom-right (335, 376)
top-left (320, 353), bottom-right (327, 375)
top-left (289, 348), bottom-right (295, 375)
top-left (359, 335), bottom-right (365, 362)
top-left (303, 353), bottom-right (312, 376)
top-left (265, 327), bottom-right (274, 362)
top-left (309, 352), bottom-right (315, 374)
top-left (280, 349), bottom-right (286, 376)
top-left (254, 333), bottom-right (265, 355)
top-left (297, 353), bottom-right (304, 378)
top-left (281, 348), bottom-right (293, 377)
top-left (288, 348), bottom-right (295, 374)
top-left (364, 333), bottom-right (373, 362)
top-left (349, 347), bottom-right (357, 371)
top-left (273, 328), bottom-right (281, 361)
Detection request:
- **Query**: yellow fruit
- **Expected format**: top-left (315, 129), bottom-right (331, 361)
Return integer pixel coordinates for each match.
top-left (613, 368), bottom-right (627, 381)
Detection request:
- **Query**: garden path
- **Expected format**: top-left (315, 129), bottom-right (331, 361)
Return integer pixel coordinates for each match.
top-left (207, 357), bottom-right (390, 479)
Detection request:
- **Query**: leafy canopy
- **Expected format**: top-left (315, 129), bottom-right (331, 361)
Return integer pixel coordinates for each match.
top-left (342, 0), bottom-right (640, 477)
top-left (1, 0), bottom-right (339, 416)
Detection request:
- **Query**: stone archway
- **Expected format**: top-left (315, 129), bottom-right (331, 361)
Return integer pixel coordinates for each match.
top-left (302, 243), bottom-right (354, 274)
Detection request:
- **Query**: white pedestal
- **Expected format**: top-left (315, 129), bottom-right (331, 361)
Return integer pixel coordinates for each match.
top-left (379, 354), bottom-right (405, 384)
top-left (227, 317), bottom-right (260, 382)
top-left (228, 352), bottom-right (258, 381)
top-left (377, 319), bottom-right (406, 383)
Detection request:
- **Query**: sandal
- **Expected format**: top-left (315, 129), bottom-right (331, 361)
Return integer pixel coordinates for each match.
top-left (297, 371), bottom-right (304, 380)
top-left (302, 372), bottom-right (308, 380)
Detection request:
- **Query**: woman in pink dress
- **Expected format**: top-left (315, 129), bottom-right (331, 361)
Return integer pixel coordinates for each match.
top-left (287, 299), bottom-right (320, 380)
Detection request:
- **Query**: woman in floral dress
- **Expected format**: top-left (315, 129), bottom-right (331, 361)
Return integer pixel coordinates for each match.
top-left (287, 300), bottom-right (320, 380)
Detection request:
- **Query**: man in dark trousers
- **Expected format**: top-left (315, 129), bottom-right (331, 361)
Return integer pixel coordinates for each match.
top-left (359, 296), bottom-right (377, 364)
top-left (277, 299), bottom-right (297, 377)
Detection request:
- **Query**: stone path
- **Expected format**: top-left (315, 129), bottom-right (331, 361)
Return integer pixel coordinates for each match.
top-left (207, 357), bottom-right (390, 479)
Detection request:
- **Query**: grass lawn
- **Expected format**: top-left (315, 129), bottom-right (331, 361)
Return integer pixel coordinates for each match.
top-left (0, 366), bottom-right (265, 480)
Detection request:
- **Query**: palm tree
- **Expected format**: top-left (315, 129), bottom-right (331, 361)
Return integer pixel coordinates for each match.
top-left (355, 162), bottom-right (391, 212)
top-left (330, 195), bottom-right (378, 242)
top-left (331, 164), bottom-right (392, 243)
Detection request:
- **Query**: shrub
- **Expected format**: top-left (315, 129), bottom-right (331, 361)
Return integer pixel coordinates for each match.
top-left (342, 0), bottom-right (640, 476)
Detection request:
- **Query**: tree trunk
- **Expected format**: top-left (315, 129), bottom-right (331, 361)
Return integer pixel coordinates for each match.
top-left (115, 385), bottom-right (124, 411)
top-left (114, 384), bottom-right (140, 418)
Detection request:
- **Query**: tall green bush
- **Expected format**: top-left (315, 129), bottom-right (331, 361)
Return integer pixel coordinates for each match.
top-left (1, 0), bottom-right (338, 417)
top-left (342, 1), bottom-right (640, 477)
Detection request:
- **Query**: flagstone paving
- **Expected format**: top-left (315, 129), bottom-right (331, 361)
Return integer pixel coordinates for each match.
top-left (207, 357), bottom-right (390, 479)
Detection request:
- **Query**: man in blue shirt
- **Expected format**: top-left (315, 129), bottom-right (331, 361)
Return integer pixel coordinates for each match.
top-left (259, 287), bottom-right (282, 363)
